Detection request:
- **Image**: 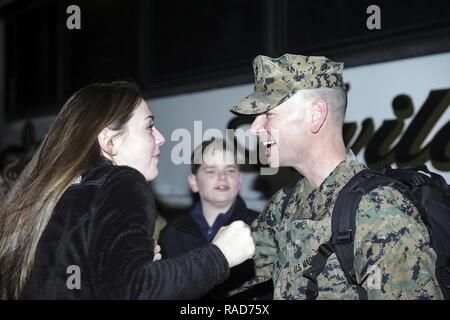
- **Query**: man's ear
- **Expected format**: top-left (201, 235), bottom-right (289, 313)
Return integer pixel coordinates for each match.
top-left (309, 98), bottom-right (328, 134)
top-left (187, 173), bottom-right (199, 193)
top-left (98, 128), bottom-right (118, 159)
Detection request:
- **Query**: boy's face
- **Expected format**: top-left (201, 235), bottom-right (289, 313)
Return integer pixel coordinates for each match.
top-left (188, 147), bottom-right (242, 208)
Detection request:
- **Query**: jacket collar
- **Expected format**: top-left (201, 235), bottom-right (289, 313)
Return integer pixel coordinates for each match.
top-left (172, 195), bottom-right (252, 236)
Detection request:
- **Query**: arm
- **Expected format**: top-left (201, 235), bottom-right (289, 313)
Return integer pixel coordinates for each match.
top-left (158, 225), bottom-right (177, 258)
top-left (228, 195), bottom-right (279, 296)
top-left (251, 211), bottom-right (278, 286)
top-left (354, 186), bottom-right (443, 300)
top-left (88, 167), bottom-right (229, 299)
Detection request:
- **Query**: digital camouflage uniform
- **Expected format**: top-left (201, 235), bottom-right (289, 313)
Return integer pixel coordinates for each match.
top-left (230, 54), bottom-right (443, 299)
top-left (247, 150), bottom-right (442, 299)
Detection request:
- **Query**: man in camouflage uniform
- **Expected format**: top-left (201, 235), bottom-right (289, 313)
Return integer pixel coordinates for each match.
top-left (230, 54), bottom-right (443, 299)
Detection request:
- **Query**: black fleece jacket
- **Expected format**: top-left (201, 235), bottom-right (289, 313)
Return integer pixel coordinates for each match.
top-left (21, 164), bottom-right (229, 299)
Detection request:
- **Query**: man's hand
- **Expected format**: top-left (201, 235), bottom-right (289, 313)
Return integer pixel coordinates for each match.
top-left (212, 220), bottom-right (255, 268)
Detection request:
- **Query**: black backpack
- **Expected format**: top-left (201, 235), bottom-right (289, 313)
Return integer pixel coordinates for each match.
top-left (283, 165), bottom-right (450, 299)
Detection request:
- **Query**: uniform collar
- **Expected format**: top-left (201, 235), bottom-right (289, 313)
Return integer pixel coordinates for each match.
top-left (291, 149), bottom-right (366, 220)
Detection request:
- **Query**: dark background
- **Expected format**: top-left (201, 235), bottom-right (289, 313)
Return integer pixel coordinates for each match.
top-left (1, 0), bottom-right (450, 121)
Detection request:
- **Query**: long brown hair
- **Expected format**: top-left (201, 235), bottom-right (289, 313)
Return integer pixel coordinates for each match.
top-left (0, 81), bottom-right (143, 299)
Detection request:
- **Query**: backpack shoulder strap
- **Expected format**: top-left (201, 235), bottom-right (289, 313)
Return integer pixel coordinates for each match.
top-left (303, 169), bottom-right (393, 300)
top-left (303, 240), bottom-right (334, 300)
top-left (331, 168), bottom-right (413, 299)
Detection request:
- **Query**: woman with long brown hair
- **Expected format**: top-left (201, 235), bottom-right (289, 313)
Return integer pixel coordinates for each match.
top-left (0, 81), bottom-right (254, 299)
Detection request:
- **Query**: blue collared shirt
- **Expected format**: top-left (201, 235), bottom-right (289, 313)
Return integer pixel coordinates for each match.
top-left (190, 200), bottom-right (237, 242)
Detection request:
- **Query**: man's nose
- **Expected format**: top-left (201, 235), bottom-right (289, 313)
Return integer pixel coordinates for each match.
top-left (218, 171), bottom-right (227, 180)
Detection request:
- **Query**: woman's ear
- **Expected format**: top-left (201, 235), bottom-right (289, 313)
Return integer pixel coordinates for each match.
top-left (187, 173), bottom-right (199, 193)
top-left (98, 128), bottom-right (118, 159)
top-left (309, 98), bottom-right (328, 134)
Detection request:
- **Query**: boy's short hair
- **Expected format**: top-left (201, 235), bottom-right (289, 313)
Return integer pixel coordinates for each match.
top-left (191, 137), bottom-right (239, 175)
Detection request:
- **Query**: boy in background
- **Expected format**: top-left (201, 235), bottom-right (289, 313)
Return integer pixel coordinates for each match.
top-left (160, 137), bottom-right (272, 299)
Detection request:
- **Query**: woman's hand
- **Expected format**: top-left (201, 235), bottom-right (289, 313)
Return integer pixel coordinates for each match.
top-left (212, 220), bottom-right (255, 268)
top-left (153, 240), bottom-right (162, 261)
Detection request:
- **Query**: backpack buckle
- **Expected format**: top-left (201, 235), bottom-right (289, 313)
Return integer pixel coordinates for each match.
top-left (336, 230), bottom-right (352, 244)
top-left (362, 170), bottom-right (378, 179)
top-left (411, 174), bottom-right (426, 187)
top-left (318, 243), bottom-right (333, 258)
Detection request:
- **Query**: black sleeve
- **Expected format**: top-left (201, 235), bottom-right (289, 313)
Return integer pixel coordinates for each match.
top-left (87, 166), bottom-right (230, 299)
top-left (158, 225), bottom-right (175, 258)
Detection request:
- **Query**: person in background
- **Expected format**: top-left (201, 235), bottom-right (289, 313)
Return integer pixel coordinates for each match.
top-left (160, 137), bottom-right (273, 299)
top-left (0, 146), bottom-right (29, 203)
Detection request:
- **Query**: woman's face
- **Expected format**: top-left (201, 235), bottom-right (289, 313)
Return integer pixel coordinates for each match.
top-left (112, 100), bottom-right (165, 181)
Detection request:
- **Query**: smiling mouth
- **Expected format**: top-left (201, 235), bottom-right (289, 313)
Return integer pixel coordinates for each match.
top-left (215, 185), bottom-right (230, 191)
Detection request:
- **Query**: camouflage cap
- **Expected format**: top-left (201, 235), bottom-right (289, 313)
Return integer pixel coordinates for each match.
top-left (230, 54), bottom-right (345, 115)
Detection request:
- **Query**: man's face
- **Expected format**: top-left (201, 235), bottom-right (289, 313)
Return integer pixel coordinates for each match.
top-left (189, 148), bottom-right (242, 208)
top-left (250, 93), bottom-right (308, 168)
